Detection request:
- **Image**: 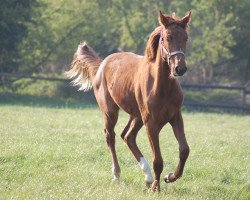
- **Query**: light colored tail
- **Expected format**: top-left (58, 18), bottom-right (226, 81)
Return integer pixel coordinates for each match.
top-left (65, 42), bottom-right (102, 91)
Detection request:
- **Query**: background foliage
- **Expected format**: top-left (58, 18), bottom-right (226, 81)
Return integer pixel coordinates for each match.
top-left (1, 0), bottom-right (249, 85)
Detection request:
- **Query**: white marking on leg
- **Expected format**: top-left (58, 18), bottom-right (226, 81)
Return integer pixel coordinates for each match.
top-left (139, 157), bottom-right (153, 183)
top-left (112, 166), bottom-right (120, 181)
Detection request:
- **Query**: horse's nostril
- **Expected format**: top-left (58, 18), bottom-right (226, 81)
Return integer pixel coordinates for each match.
top-left (175, 66), bottom-right (181, 74)
top-left (175, 66), bottom-right (187, 76)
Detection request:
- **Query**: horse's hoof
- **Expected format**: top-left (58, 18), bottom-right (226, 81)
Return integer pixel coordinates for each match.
top-left (111, 177), bottom-right (119, 183)
top-left (164, 172), bottom-right (177, 183)
top-left (150, 180), bottom-right (160, 192)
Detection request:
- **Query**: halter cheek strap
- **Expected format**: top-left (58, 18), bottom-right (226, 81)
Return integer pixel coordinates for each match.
top-left (160, 31), bottom-right (185, 65)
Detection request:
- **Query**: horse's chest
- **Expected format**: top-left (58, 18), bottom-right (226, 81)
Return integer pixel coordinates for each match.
top-left (145, 92), bottom-right (183, 124)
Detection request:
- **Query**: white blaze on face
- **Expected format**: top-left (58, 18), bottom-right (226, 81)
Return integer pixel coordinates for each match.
top-left (139, 157), bottom-right (153, 183)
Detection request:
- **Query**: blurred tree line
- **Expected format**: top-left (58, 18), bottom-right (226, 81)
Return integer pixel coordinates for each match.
top-left (0, 0), bottom-right (249, 85)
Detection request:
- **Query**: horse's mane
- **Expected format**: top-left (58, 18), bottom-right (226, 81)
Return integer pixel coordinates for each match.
top-left (145, 26), bottom-right (162, 62)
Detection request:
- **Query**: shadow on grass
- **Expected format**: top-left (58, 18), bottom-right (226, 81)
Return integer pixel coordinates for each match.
top-left (0, 92), bottom-right (97, 109)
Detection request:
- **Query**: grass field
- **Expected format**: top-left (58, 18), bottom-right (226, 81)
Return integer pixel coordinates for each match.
top-left (0, 100), bottom-right (249, 199)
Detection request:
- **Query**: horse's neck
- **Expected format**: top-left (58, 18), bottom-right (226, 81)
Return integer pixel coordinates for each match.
top-left (151, 47), bottom-right (175, 94)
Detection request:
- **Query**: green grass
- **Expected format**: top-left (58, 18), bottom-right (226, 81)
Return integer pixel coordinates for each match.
top-left (184, 89), bottom-right (243, 105)
top-left (0, 103), bottom-right (249, 199)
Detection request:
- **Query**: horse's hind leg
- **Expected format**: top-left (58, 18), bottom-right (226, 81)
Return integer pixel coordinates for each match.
top-left (103, 107), bottom-right (120, 181)
top-left (121, 116), bottom-right (153, 186)
top-left (121, 117), bottom-right (143, 161)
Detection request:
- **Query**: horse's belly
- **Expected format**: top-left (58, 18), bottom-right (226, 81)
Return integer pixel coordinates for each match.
top-left (110, 84), bottom-right (140, 117)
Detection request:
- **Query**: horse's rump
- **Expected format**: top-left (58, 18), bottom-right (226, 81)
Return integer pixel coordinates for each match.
top-left (94, 52), bottom-right (144, 117)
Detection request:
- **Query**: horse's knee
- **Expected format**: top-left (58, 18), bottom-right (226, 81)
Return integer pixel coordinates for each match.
top-left (124, 134), bottom-right (135, 147)
top-left (121, 131), bottom-right (126, 140)
top-left (104, 129), bottom-right (115, 146)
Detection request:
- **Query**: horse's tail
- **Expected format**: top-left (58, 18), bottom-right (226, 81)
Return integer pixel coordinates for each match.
top-left (65, 42), bottom-right (102, 91)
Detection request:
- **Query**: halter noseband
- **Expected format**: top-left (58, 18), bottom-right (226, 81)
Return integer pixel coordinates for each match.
top-left (160, 31), bottom-right (185, 65)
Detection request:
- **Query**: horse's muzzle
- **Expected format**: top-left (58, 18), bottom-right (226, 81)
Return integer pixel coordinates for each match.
top-left (174, 66), bottom-right (187, 76)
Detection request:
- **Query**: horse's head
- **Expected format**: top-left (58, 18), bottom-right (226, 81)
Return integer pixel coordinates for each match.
top-left (158, 11), bottom-right (191, 77)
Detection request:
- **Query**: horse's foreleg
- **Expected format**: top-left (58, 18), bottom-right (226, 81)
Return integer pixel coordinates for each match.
top-left (165, 111), bottom-right (190, 183)
top-left (121, 117), bottom-right (153, 187)
top-left (104, 112), bottom-right (120, 181)
top-left (145, 122), bottom-right (163, 192)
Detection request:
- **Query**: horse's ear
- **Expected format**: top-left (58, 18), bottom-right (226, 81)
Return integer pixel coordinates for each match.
top-left (181, 11), bottom-right (191, 28)
top-left (158, 10), bottom-right (165, 26)
top-left (158, 10), bottom-right (172, 27)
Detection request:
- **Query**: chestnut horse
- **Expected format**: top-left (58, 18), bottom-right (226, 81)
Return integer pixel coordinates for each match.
top-left (66, 11), bottom-right (191, 192)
